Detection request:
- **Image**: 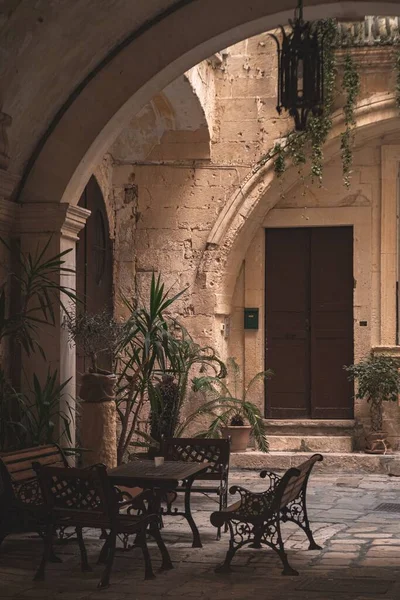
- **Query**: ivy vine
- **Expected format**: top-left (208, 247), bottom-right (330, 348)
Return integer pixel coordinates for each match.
top-left (340, 52), bottom-right (360, 187)
top-left (395, 50), bottom-right (400, 109)
top-left (255, 18), bottom-right (362, 189)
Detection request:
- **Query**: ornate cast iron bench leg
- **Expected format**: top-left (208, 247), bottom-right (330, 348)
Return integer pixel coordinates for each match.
top-left (98, 531), bottom-right (117, 589)
top-left (76, 527), bottom-right (92, 572)
top-left (34, 522), bottom-right (54, 581)
top-left (184, 478), bottom-right (202, 548)
top-left (283, 493), bottom-right (322, 551)
top-left (270, 520), bottom-right (299, 577)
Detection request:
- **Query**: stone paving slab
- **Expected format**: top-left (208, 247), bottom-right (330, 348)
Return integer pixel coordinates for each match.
top-left (2, 471), bottom-right (400, 599)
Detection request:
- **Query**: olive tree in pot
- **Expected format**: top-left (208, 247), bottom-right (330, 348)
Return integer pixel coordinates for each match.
top-left (344, 353), bottom-right (400, 454)
top-left (191, 357), bottom-right (272, 452)
top-left (65, 310), bottom-right (124, 467)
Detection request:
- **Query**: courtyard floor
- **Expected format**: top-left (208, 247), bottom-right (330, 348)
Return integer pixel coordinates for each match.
top-left (2, 470), bottom-right (400, 599)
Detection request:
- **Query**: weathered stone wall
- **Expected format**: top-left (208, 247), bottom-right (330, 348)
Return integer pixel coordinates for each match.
top-left (105, 32), bottom-right (400, 444)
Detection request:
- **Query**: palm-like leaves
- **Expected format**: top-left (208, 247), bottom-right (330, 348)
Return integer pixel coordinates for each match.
top-left (187, 357), bottom-right (272, 452)
top-left (0, 236), bottom-right (76, 357)
top-left (114, 274), bottom-right (188, 463)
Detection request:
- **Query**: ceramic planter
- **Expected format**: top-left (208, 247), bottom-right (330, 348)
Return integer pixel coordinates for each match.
top-left (221, 425), bottom-right (252, 452)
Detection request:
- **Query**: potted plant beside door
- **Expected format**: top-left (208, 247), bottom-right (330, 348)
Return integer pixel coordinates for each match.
top-left (190, 357), bottom-right (272, 452)
top-left (344, 353), bottom-right (400, 454)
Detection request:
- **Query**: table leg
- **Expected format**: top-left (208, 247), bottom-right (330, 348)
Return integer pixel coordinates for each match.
top-left (148, 489), bottom-right (174, 568)
top-left (184, 478), bottom-right (202, 548)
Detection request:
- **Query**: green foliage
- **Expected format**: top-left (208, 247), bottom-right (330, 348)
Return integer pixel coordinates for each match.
top-left (189, 357), bottom-right (272, 452)
top-left (344, 353), bottom-right (400, 431)
top-left (65, 309), bottom-right (124, 372)
top-left (395, 50), bottom-right (400, 109)
top-left (18, 370), bottom-right (74, 448)
top-left (340, 51), bottom-right (360, 187)
top-left (114, 275), bottom-right (226, 463)
top-left (0, 237), bottom-right (77, 451)
top-left (114, 273), bottom-right (188, 463)
top-left (0, 237), bottom-right (76, 357)
top-left (256, 18), bottom-right (362, 189)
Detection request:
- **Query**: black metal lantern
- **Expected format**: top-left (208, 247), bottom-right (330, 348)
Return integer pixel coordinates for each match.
top-left (270, 0), bottom-right (324, 131)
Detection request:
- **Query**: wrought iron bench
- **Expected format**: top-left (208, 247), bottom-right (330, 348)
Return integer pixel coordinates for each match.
top-left (0, 443), bottom-right (69, 543)
top-left (33, 463), bottom-right (172, 588)
top-left (210, 453), bottom-right (323, 575)
top-left (162, 437), bottom-right (231, 538)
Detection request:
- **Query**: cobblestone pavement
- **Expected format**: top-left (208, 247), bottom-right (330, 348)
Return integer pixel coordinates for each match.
top-left (2, 471), bottom-right (400, 599)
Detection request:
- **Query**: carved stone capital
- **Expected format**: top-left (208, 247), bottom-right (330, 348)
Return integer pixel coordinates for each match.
top-left (17, 202), bottom-right (90, 241)
top-left (0, 112), bottom-right (12, 170)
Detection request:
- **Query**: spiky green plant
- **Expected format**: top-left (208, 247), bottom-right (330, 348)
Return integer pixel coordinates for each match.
top-left (188, 357), bottom-right (272, 452)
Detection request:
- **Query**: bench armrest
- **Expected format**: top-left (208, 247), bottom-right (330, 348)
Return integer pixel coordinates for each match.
top-left (224, 485), bottom-right (274, 518)
top-left (259, 470), bottom-right (281, 490)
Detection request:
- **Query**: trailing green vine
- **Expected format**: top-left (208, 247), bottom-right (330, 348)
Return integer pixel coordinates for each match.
top-left (395, 50), bottom-right (400, 109)
top-left (340, 51), bottom-right (360, 187)
top-left (255, 18), bottom-right (363, 189)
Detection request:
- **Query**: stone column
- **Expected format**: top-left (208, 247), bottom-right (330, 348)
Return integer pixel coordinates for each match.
top-left (0, 111), bottom-right (18, 382)
top-left (16, 202), bottom-right (90, 447)
top-left (380, 145), bottom-right (400, 346)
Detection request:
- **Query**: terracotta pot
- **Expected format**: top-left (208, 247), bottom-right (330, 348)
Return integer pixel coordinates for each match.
top-left (79, 371), bottom-right (117, 403)
top-left (364, 431), bottom-right (392, 455)
top-left (222, 425), bottom-right (252, 452)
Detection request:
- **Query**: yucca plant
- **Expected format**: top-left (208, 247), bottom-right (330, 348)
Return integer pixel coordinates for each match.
top-left (0, 237), bottom-right (76, 357)
top-left (0, 236), bottom-right (77, 451)
top-left (114, 273), bottom-right (187, 464)
top-left (17, 370), bottom-right (74, 448)
top-left (189, 357), bottom-right (272, 452)
top-left (148, 327), bottom-right (226, 446)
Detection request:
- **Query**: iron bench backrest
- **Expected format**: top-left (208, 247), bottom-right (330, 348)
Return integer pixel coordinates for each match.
top-left (0, 444), bottom-right (69, 506)
top-left (162, 437), bottom-right (231, 480)
top-left (271, 454), bottom-right (323, 513)
top-left (34, 464), bottom-right (113, 522)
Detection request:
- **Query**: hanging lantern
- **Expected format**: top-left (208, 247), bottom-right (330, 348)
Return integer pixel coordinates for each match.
top-left (270, 0), bottom-right (325, 131)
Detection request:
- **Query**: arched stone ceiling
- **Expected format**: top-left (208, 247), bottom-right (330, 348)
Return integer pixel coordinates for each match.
top-left (110, 70), bottom-right (212, 162)
top-left (1, 0), bottom-right (399, 205)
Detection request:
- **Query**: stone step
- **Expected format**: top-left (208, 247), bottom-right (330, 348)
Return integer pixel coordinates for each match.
top-left (264, 419), bottom-right (357, 436)
top-left (267, 435), bottom-right (353, 453)
top-left (230, 450), bottom-right (400, 474)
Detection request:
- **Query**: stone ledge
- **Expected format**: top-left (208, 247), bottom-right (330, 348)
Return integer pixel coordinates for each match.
top-left (264, 419), bottom-right (357, 436)
top-left (268, 435), bottom-right (353, 453)
top-left (230, 450), bottom-right (400, 474)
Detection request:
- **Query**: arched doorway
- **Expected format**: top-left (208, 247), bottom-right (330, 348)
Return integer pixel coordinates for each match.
top-left (76, 176), bottom-right (113, 379)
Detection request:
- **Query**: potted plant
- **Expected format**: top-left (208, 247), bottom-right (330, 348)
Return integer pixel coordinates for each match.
top-left (190, 357), bottom-right (272, 452)
top-left (65, 310), bottom-right (124, 467)
top-left (344, 353), bottom-right (400, 454)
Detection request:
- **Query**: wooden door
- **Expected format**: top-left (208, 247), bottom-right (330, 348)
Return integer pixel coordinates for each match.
top-left (265, 227), bottom-right (353, 419)
top-left (76, 176), bottom-right (113, 377)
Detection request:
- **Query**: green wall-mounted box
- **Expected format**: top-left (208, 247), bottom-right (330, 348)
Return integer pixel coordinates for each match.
top-left (244, 308), bottom-right (259, 330)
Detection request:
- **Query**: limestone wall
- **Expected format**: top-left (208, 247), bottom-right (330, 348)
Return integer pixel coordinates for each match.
top-left (104, 31), bottom-right (400, 445)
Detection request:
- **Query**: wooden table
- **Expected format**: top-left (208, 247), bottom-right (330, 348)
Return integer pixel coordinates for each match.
top-left (108, 460), bottom-right (209, 547)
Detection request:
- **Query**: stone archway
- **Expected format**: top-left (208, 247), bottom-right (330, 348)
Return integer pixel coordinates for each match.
top-left (10, 1), bottom-right (398, 209)
top-left (197, 95), bottom-right (400, 315)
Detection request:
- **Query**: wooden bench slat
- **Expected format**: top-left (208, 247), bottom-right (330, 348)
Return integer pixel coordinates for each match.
top-left (4, 455), bottom-right (65, 478)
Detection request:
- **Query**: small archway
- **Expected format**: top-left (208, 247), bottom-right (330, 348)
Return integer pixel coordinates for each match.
top-left (76, 176), bottom-right (113, 377)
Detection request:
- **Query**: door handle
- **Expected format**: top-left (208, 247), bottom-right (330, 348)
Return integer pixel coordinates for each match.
top-left (305, 318), bottom-right (311, 332)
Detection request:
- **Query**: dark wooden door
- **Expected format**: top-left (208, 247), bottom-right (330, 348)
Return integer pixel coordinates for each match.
top-left (265, 227), bottom-right (353, 419)
top-left (76, 176), bottom-right (113, 377)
